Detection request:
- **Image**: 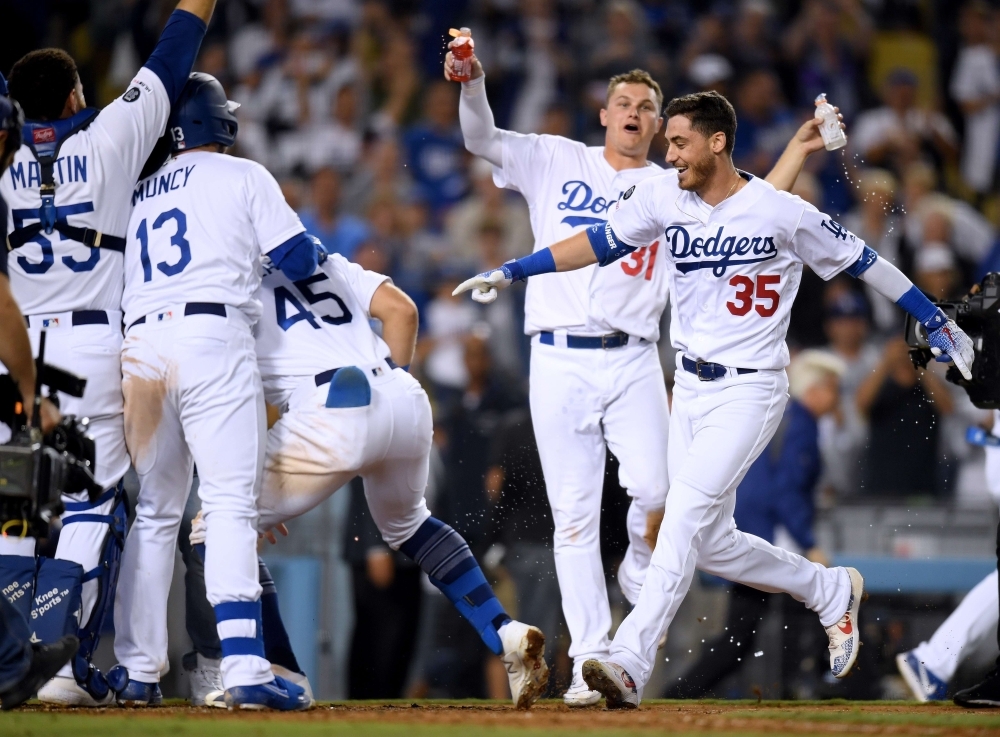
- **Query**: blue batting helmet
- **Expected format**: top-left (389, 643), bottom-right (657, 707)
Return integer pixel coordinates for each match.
top-left (168, 73), bottom-right (239, 153)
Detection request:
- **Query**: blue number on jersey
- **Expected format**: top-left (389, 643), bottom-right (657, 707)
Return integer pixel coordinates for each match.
top-left (135, 208), bottom-right (192, 282)
top-left (274, 273), bottom-right (353, 331)
top-left (11, 202), bottom-right (99, 274)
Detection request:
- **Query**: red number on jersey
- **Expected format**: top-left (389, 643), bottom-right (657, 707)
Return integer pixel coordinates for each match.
top-left (726, 274), bottom-right (781, 317)
top-left (726, 275), bottom-right (754, 316)
top-left (619, 241), bottom-right (660, 280)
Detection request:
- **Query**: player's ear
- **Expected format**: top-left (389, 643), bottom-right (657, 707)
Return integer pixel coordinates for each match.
top-left (599, 107), bottom-right (609, 127)
top-left (711, 131), bottom-right (727, 155)
top-left (654, 116), bottom-right (663, 133)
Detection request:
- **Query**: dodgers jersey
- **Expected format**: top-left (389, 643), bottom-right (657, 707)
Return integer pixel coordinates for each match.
top-left (255, 254), bottom-right (391, 407)
top-left (493, 133), bottom-right (668, 341)
top-left (0, 67), bottom-right (171, 315)
top-left (123, 151), bottom-right (304, 327)
top-left (607, 172), bottom-right (865, 370)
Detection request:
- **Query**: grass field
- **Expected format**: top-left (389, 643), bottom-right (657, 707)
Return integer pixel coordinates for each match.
top-left (4, 700), bottom-right (1000, 737)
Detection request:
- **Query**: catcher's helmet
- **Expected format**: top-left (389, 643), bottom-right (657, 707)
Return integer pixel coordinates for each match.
top-left (168, 73), bottom-right (239, 153)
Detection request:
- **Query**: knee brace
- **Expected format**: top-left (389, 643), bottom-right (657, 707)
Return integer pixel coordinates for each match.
top-left (399, 517), bottom-right (509, 655)
top-left (259, 559), bottom-right (302, 674)
top-left (61, 484), bottom-right (128, 699)
top-left (0, 554), bottom-right (36, 623)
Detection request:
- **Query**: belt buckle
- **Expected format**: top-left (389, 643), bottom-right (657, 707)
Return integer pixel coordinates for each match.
top-left (694, 359), bottom-right (714, 381)
top-left (601, 334), bottom-right (611, 349)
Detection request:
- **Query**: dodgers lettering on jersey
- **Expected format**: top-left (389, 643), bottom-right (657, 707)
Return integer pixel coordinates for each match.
top-left (492, 132), bottom-right (668, 340)
top-left (255, 254), bottom-right (391, 407)
top-left (123, 151), bottom-right (305, 327)
top-left (0, 67), bottom-right (171, 315)
top-left (607, 173), bottom-right (865, 370)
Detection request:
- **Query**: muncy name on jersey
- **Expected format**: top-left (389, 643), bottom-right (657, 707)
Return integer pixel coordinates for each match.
top-left (131, 164), bottom-right (197, 206)
top-left (666, 225), bottom-right (778, 277)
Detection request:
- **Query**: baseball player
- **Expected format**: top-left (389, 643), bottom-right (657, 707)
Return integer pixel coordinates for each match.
top-left (446, 42), bottom-right (837, 704)
top-left (456, 90), bottom-right (975, 708)
top-left (0, 1), bottom-right (216, 707)
top-left (896, 410), bottom-right (1000, 705)
top-left (108, 73), bottom-right (317, 711)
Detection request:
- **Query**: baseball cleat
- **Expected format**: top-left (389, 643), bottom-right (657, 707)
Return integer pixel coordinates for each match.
top-left (107, 665), bottom-right (162, 707)
top-left (184, 652), bottom-right (223, 707)
top-left (223, 675), bottom-right (310, 711)
top-left (825, 567), bottom-right (864, 679)
top-left (203, 689), bottom-right (227, 708)
top-left (272, 665), bottom-right (315, 708)
top-left (896, 651), bottom-right (947, 702)
top-left (500, 620), bottom-right (548, 710)
top-left (37, 674), bottom-right (114, 707)
top-left (582, 659), bottom-right (639, 709)
top-left (953, 668), bottom-right (1000, 708)
top-left (563, 674), bottom-right (601, 707)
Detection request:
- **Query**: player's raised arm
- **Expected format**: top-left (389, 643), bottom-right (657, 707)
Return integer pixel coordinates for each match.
top-left (764, 110), bottom-right (844, 192)
top-left (445, 35), bottom-right (502, 167)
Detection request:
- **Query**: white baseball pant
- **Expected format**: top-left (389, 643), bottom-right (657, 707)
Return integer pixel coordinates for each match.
top-left (610, 364), bottom-right (851, 694)
top-left (258, 365), bottom-right (433, 549)
top-left (0, 313), bottom-right (129, 678)
top-left (528, 337), bottom-right (670, 670)
top-left (114, 309), bottom-right (269, 688)
top-left (912, 570), bottom-right (999, 682)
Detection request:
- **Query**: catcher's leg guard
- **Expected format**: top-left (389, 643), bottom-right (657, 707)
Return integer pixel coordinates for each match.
top-left (0, 555), bottom-right (36, 623)
top-left (399, 516), bottom-right (510, 655)
top-left (30, 558), bottom-right (84, 642)
top-left (59, 484), bottom-right (128, 700)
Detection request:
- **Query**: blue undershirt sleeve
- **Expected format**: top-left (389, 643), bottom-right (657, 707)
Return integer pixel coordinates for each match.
top-left (144, 10), bottom-right (208, 105)
top-left (267, 232), bottom-right (319, 281)
top-left (585, 220), bottom-right (638, 267)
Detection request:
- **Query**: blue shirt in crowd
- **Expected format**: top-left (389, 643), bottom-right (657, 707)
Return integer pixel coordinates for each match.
top-left (733, 399), bottom-right (820, 551)
top-left (401, 124), bottom-right (468, 212)
top-left (297, 210), bottom-right (372, 261)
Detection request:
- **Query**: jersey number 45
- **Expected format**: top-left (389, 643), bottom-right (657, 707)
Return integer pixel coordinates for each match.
top-left (274, 273), bottom-right (353, 331)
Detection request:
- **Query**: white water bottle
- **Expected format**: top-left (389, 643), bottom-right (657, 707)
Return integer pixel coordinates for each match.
top-left (814, 93), bottom-right (847, 151)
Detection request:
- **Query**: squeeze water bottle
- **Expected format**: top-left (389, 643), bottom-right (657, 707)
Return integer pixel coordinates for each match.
top-left (814, 93), bottom-right (847, 151)
top-left (448, 27), bottom-right (475, 82)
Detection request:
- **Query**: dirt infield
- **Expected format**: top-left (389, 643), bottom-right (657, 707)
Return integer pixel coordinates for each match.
top-left (6, 700), bottom-right (1000, 737)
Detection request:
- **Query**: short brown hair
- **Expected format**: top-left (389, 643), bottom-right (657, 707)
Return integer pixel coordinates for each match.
top-left (606, 69), bottom-right (664, 111)
top-left (8, 49), bottom-right (79, 121)
top-left (664, 91), bottom-right (737, 155)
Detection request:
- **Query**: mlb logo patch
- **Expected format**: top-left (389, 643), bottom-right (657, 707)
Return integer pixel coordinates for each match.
top-left (371, 366), bottom-right (384, 377)
top-left (41, 317), bottom-right (61, 328)
top-left (32, 127), bottom-right (56, 144)
top-left (156, 311), bottom-right (174, 322)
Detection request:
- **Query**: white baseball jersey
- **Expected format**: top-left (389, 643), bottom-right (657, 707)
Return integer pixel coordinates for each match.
top-left (123, 151), bottom-right (305, 327)
top-left (493, 134), bottom-right (669, 340)
top-left (0, 67), bottom-right (171, 315)
top-left (607, 172), bottom-right (866, 370)
top-left (255, 253), bottom-right (391, 407)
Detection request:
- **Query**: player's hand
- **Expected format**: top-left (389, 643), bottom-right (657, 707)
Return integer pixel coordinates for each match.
top-left (260, 523), bottom-right (289, 545)
top-left (796, 108), bottom-right (844, 156)
top-left (643, 509), bottom-right (664, 551)
top-left (927, 318), bottom-right (975, 380)
top-left (452, 265), bottom-right (513, 304)
top-left (443, 50), bottom-right (484, 82)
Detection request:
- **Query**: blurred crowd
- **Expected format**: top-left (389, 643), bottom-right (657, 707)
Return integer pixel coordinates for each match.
top-left (8, 0), bottom-right (1000, 701)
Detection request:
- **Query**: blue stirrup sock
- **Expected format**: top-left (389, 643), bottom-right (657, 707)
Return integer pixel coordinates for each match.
top-left (214, 599), bottom-right (265, 659)
top-left (399, 517), bottom-right (510, 655)
top-left (259, 559), bottom-right (302, 674)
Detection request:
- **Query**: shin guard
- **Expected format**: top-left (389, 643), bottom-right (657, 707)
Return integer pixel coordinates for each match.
top-left (399, 517), bottom-right (510, 655)
top-left (259, 559), bottom-right (302, 674)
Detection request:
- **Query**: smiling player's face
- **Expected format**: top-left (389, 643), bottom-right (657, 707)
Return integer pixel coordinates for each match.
top-left (601, 83), bottom-right (662, 159)
top-left (664, 115), bottom-right (718, 191)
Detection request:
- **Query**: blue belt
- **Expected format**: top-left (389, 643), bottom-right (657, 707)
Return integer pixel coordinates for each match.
top-left (315, 359), bottom-right (400, 386)
top-left (25, 310), bottom-right (109, 328)
top-left (681, 355), bottom-right (758, 381)
top-left (128, 302), bottom-right (226, 330)
top-left (539, 331), bottom-right (634, 349)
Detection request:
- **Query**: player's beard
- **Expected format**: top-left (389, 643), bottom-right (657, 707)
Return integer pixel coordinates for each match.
top-left (678, 151), bottom-right (717, 192)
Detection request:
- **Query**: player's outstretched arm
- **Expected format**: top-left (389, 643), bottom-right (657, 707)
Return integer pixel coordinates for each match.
top-left (445, 37), bottom-right (503, 167)
top-left (370, 283), bottom-right (419, 369)
top-left (453, 224), bottom-right (631, 303)
top-left (764, 110), bottom-right (844, 192)
top-left (845, 246), bottom-right (974, 379)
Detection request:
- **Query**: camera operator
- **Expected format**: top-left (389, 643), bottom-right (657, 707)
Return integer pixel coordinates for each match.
top-left (0, 75), bottom-right (78, 712)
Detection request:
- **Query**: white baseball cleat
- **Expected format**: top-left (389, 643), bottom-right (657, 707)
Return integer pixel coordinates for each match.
top-left (185, 653), bottom-right (223, 707)
top-left (562, 673), bottom-right (601, 707)
top-left (37, 675), bottom-right (114, 707)
top-left (826, 567), bottom-right (865, 679)
top-left (272, 665), bottom-right (315, 708)
top-left (500, 620), bottom-right (548, 710)
top-left (582, 659), bottom-right (639, 709)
